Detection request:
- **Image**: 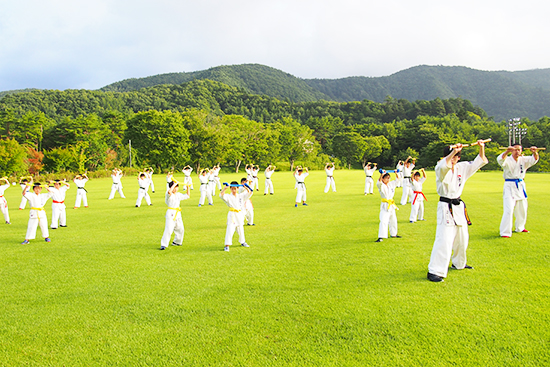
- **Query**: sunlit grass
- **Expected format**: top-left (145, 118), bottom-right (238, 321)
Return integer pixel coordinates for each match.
top-left (0, 170), bottom-right (548, 366)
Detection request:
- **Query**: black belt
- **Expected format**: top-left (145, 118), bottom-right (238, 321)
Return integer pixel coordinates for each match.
top-left (439, 196), bottom-right (471, 225)
top-left (404, 176), bottom-right (411, 178)
top-left (201, 183), bottom-right (208, 185)
top-left (253, 176), bottom-right (258, 178)
top-left (366, 176), bottom-right (372, 178)
top-left (139, 187), bottom-right (146, 190)
top-left (77, 186), bottom-right (88, 192)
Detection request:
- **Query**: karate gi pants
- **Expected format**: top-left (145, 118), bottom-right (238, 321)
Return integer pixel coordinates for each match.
top-left (500, 197), bottom-right (528, 237)
top-left (409, 199), bottom-right (424, 222)
top-left (51, 203), bottom-right (66, 228)
top-left (400, 180), bottom-right (413, 205)
top-left (26, 210), bottom-right (49, 240)
top-left (199, 186), bottom-right (213, 205)
top-left (184, 176), bottom-right (194, 190)
top-left (324, 177), bottom-right (336, 193)
top-left (378, 205), bottom-right (398, 238)
top-left (428, 202), bottom-right (469, 277)
top-left (225, 212), bottom-right (246, 246)
top-left (109, 184), bottom-right (125, 199)
top-left (136, 188), bottom-right (151, 207)
top-left (161, 210), bottom-right (184, 248)
top-left (295, 184), bottom-right (307, 203)
top-left (364, 177), bottom-right (374, 194)
top-left (264, 179), bottom-right (274, 194)
top-left (74, 188), bottom-right (88, 208)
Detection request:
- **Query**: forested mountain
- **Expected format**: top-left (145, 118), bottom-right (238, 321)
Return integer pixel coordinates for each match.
top-left (98, 64), bottom-right (550, 121)
top-left (100, 64), bottom-right (329, 102)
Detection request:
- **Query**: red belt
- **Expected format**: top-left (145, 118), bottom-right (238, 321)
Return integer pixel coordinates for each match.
top-left (412, 191), bottom-right (427, 205)
top-left (53, 200), bottom-right (65, 204)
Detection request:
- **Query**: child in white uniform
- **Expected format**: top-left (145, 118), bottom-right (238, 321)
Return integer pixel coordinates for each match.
top-left (182, 166), bottom-right (194, 190)
top-left (145, 167), bottom-right (155, 193)
top-left (19, 177), bottom-right (31, 209)
top-left (240, 178), bottom-right (255, 226)
top-left (108, 168), bottom-right (125, 199)
top-left (73, 173), bottom-right (89, 208)
top-left (364, 163), bottom-right (377, 195)
top-left (251, 165), bottom-right (260, 191)
top-left (395, 161), bottom-right (404, 188)
top-left (135, 172), bottom-right (152, 207)
top-left (50, 179), bottom-right (70, 229)
top-left (294, 167), bottom-right (309, 207)
top-left (160, 180), bottom-right (190, 250)
top-left (0, 177), bottom-right (11, 224)
top-left (324, 163), bottom-right (336, 193)
top-left (400, 157), bottom-right (415, 205)
top-left (409, 169), bottom-right (427, 223)
top-left (198, 169), bottom-right (213, 207)
top-left (264, 165), bottom-right (276, 195)
top-left (22, 181), bottom-right (54, 244)
top-left (220, 181), bottom-right (253, 251)
top-left (212, 164), bottom-right (222, 192)
top-left (375, 171), bottom-right (400, 242)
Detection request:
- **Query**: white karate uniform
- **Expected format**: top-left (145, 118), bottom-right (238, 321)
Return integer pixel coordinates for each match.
top-left (24, 191), bottom-right (52, 240)
top-left (239, 187), bottom-right (254, 225)
top-left (198, 174), bottom-right (213, 206)
top-left (50, 186), bottom-right (69, 228)
top-left (19, 184), bottom-right (30, 209)
top-left (73, 178), bottom-right (88, 208)
top-left (212, 167), bottom-right (222, 191)
top-left (409, 177), bottom-right (427, 222)
top-left (377, 180), bottom-right (399, 238)
top-left (108, 173), bottom-right (125, 199)
top-left (400, 163), bottom-right (415, 205)
top-left (428, 155), bottom-right (487, 278)
top-left (0, 183), bottom-right (11, 223)
top-left (220, 188), bottom-right (253, 246)
top-left (497, 153), bottom-right (538, 236)
top-left (264, 169), bottom-right (275, 194)
top-left (396, 163), bottom-right (404, 187)
top-left (324, 167), bottom-right (336, 193)
top-left (207, 172), bottom-right (217, 198)
top-left (182, 168), bottom-right (194, 189)
top-left (135, 177), bottom-right (152, 207)
top-left (160, 191), bottom-right (190, 248)
top-left (364, 167), bottom-right (376, 194)
top-left (251, 168), bottom-right (259, 191)
top-left (294, 172), bottom-right (309, 203)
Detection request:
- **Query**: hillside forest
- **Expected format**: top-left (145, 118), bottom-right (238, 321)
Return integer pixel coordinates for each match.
top-left (0, 79), bottom-right (549, 177)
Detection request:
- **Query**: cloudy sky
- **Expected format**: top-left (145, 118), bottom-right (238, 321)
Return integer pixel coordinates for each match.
top-left (1, 0), bottom-right (548, 91)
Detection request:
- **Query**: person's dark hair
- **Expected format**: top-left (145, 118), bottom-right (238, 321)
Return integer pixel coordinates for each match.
top-left (382, 173), bottom-right (390, 180)
top-left (168, 181), bottom-right (177, 188)
top-left (230, 181), bottom-right (239, 186)
top-left (240, 178), bottom-right (247, 184)
top-left (443, 146), bottom-right (460, 157)
top-left (413, 171), bottom-right (421, 178)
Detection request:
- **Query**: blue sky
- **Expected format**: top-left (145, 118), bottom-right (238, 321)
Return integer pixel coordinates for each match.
top-left (1, 0), bottom-right (548, 91)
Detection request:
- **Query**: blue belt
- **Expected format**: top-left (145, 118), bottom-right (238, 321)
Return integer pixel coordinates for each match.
top-left (505, 179), bottom-right (527, 198)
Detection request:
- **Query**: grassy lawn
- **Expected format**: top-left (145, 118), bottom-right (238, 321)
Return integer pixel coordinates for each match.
top-left (0, 169), bottom-right (548, 366)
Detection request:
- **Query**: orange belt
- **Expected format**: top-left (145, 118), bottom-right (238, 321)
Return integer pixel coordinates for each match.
top-left (53, 200), bottom-right (65, 204)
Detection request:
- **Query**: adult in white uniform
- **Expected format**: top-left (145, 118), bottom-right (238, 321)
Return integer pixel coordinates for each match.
top-left (364, 163), bottom-right (377, 195)
top-left (21, 181), bottom-right (54, 244)
top-left (160, 180), bottom-right (190, 250)
top-left (375, 171), bottom-right (400, 242)
top-left (182, 166), bottom-right (194, 190)
top-left (409, 169), bottom-right (427, 223)
top-left (427, 141), bottom-right (487, 282)
top-left (294, 167), bottom-right (309, 207)
top-left (0, 177), bottom-right (11, 224)
top-left (264, 165), bottom-right (276, 195)
top-left (50, 180), bottom-right (70, 229)
top-left (135, 173), bottom-right (152, 207)
top-left (251, 165), bottom-right (260, 191)
top-left (198, 169), bottom-right (213, 207)
top-left (108, 168), bottom-right (125, 199)
top-left (324, 163), bottom-right (337, 193)
top-left (220, 181), bottom-right (253, 251)
top-left (497, 145), bottom-right (539, 237)
top-left (73, 173), bottom-right (89, 208)
top-left (212, 164), bottom-right (222, 192)
top-left (400, 157), bottom-right (415, 205)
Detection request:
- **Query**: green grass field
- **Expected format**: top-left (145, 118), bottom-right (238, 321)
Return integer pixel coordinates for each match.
top-left (0, 170), bottom-right (548, 366)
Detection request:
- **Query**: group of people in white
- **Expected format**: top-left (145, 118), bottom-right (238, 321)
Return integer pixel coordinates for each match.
top-left (3, 143), bottom-right (541, 279)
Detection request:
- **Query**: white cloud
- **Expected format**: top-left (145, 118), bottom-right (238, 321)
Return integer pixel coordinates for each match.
top-left (0, 0), bottom-right (549, 90)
